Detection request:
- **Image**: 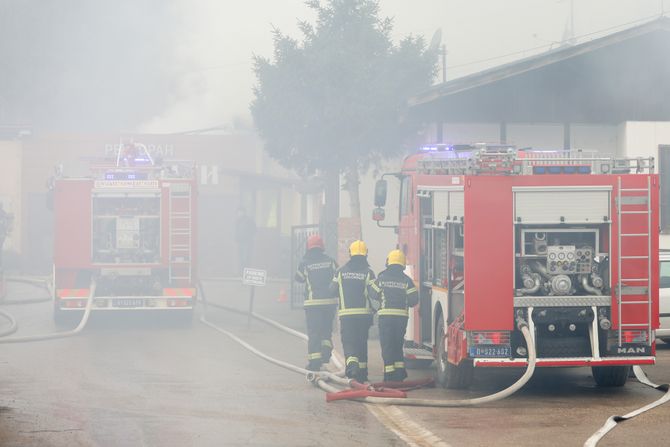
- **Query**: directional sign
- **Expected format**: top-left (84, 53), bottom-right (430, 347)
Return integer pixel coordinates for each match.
top-left (242, 268), bottom-right (267, 287)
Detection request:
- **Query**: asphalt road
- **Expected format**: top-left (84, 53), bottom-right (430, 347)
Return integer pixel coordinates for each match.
top-left (1, 279), bottom-right (669, 446)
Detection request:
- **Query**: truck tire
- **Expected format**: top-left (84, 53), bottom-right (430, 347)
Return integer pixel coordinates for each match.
top-left (592, 365), bottom-right (630, 387)
top-left (435, 317), bottom-right (474, 389)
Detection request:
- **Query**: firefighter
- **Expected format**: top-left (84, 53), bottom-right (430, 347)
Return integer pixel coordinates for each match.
top-left (331, 240), bottom-right (376, 382)
top-left (369, 249), bottom-right (418, 382)
top-left (295, 234), bottom-right (338, 371)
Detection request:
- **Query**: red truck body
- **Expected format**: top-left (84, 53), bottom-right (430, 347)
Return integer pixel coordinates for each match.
top-left (53, 154), bottom-right (197, 317)
top-left (376, 145), bottom-right (659, 387)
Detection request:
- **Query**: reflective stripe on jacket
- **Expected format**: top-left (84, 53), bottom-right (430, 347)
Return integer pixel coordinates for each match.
top-left (368, 264), bottom-right (418, 317)
top-left (295, 249), bottom-right (338, 306)
top-left (331, 256), bottom-right (376, 317)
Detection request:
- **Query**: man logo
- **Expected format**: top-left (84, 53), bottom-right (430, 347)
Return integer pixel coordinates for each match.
top-left (616, 347), bottom-right (647, 354)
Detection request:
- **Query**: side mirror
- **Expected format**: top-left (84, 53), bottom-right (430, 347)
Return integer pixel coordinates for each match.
top-left (374, 179), bottom-right (388, 207)
top-left (372, 207), bottom-right (385, 222)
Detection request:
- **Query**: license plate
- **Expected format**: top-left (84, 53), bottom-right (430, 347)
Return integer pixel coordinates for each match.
top-left (469, 345), bottom-right (512, 358)
top-left (112, 298), bottom-right (144, 308)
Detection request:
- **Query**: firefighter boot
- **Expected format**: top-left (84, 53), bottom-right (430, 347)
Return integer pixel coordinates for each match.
top-left (307, 353), bottom-right (323, 371)
top-left (345, 357), bottom-right (360, 380)
top-left (394, 362), bottom-right (408, 381)
top-left (384, 364), bottom-right (396, 382)
top-left (356, 364), bottom-right (368, 383)
top-left (321, 340), bottom-right (333, 364)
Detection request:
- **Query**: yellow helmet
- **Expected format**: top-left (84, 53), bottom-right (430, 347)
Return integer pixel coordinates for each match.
top-left (386, 249), bottom-right (406, 267)
top-left (349, 240), bottom-right (368, 257)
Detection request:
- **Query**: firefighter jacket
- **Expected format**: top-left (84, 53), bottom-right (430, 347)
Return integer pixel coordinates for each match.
top-left (295, 249), bottom-right (338, 306)
top-left (368, 264), bottom-right (418, 317)
top-left (331, 256), bottom-right (376, 317)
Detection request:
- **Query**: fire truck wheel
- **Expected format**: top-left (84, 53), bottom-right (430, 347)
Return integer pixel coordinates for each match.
top-left (435, 317), bottom-right (474, 389)
top-left (591, 365), bottom-right (630, 387)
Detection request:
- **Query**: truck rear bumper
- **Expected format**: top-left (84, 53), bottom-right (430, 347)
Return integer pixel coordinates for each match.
top-left (57, 295), bottom-right (194, 311)
top-left (474, 356), bottom-right (655, 368)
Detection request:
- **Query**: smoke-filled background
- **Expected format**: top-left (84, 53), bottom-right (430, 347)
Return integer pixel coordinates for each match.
top-left (0, 0), bottom-right (663, 134)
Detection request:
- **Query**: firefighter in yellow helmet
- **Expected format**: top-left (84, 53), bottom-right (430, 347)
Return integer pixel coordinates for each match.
top-left (369, 249), bottom-right (418, 382)
top-left (330, 240), bottom-right (376, 382)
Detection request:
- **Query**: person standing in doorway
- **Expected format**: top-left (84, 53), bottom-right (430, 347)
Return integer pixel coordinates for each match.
top-left (295, 234), bottom-right (338, 371)
top-left (234, 207), bottom-right (256, 276)
top-left (368, 249), bottom-right (418, 382)
top-left (331, 240), bottom-right (376, 383)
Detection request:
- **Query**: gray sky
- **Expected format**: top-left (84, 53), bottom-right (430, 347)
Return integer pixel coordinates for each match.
top-left (140, 0), bottom-right (666, 133)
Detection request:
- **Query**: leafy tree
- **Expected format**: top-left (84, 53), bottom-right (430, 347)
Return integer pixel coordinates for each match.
top-left (251, 0), bottom-right (437, 219)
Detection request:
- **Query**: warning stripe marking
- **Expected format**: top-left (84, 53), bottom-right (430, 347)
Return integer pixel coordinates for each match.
top-left (365, 404), bottom-right (450, 447)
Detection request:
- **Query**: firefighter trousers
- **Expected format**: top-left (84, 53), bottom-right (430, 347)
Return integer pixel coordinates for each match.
top-left (379, 316), bottom-right (408, 382)
top-left (340, 315), bottom-right (373, 382)
top-left (305, 305), bottom-right (336, 370)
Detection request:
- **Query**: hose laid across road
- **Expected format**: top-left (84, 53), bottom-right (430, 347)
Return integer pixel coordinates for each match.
top-left (0, 283), bottom-right (95, 343)
top-left (0, 309), bottom-right (18, 337)
top-left (197, 282), bottom-right (349, 386)
top-left (1, 275), bottom-right (53, 305)
top-left (198, 280), bottom-right (538, 408)
top-left (584, 365), bottom-right (670, 446)
top-left (307, 319), bottom-right (537, 408)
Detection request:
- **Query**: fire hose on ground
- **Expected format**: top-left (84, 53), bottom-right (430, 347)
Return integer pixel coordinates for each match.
top-left (198, 280), bottom-right (670, 445)
top-left (0, 276), bottom-right (664, 444)
top-left (0, 273), bottom-right (56, 338)
top-left (0, 282), bottom-right (95, 343)
top-left (1, 275), bottom-right (53, 305)
top-left (0, 309), bottom-right (18, 337)
top-left (584, 365), bottom-right (670, 447)
top-left (198, 280), bottom-right (538, 408)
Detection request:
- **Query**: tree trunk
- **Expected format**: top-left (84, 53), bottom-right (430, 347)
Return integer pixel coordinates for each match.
top-left (322, 168), bottom-right (340, 258)
top-left (343, 168), bottom-right (361, 219)
top-left (343, 167), bottom-right (362, 239)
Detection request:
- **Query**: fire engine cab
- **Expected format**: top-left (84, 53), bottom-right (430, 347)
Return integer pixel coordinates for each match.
top-left (373, 144), bottom-right (659, 388)
top-left (53, 143), bottom-right (197, 323)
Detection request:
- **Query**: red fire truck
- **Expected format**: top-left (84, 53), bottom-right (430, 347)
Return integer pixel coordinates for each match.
top-left (53, 143), bottom-right (197, 323)
top-left (373, 144), bottom-right (659, 388)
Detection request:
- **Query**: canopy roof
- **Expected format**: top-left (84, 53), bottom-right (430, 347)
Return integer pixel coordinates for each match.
top-left (410, 17), bottom-right (670, 124)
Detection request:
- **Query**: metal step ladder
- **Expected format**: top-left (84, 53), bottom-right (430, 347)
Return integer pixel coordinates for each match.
top-left (169, 183), bottom-right (192, 285)
top-left (616, 176), bottom-right (653, 346)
